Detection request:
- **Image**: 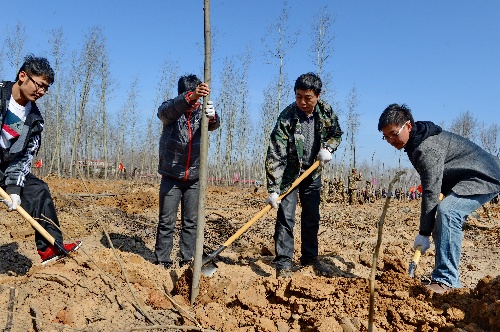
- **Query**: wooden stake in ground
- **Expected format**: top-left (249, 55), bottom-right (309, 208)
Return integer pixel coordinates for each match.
top-left (191, 0), bottom-right (211, 305)
top-left (368, 170), bottom-right (405, 332)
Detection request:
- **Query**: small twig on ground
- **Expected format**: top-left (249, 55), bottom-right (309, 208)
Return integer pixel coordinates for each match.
top-left (368, 170), bottom-right (405, 332)
top-left (0, 307), bottom-right (89, 331)
top-left (29, 306), bottom-right (41, 332)
top-left (40, 167), bottom-right (160, 326)
top-left (65, 193), bottom-right (117, 197)
top-left (162, 284), bottom-right (201, 328)
top-left (116, 325), bottom-right (217, 332)
top-left (4, 287), bottom-right (15, 331)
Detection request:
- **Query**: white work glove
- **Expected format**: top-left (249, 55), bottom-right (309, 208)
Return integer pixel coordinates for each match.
top-left (265, 192), bottom-right (280, 209)
top-left (413, 234), bottom-right (431, 254)
top-left (204, 100), bottom-right (215, 119)
top-left (318, 148), bottom-right (332, 166)
top-left (3, 194), bottom-right (21, 211)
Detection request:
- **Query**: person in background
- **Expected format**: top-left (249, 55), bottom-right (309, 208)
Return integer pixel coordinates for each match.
top-left (347, 168), bottom-right (362, 205)
top-left (154, 74), bottom-right (220, 269)
top-left (265, 72), bottom-right (343, 278)
top-left (0, 55), bottom-right (81, 263)
top-left (378, 103), bottom-right (500, 293)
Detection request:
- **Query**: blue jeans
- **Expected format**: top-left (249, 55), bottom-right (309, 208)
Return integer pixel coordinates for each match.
top-left (432, 191), bottom-right (498, 288)
top-left (273, 174), bottom-right (321, 270)
top-left (154, 176), bottom-right (199, 264)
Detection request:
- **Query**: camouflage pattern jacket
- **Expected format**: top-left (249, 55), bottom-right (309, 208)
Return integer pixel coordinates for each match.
top-left (265, 100), bottom-right (343, 194)
top-left (0, 81), bottom-right (44, 196)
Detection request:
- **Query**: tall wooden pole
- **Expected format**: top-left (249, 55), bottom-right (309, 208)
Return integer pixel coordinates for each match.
top-left (191, 0), bottom-right (211, 305)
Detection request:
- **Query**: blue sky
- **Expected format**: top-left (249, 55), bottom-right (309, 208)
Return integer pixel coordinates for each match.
top-left (2, 0), bottom-right (499, 166)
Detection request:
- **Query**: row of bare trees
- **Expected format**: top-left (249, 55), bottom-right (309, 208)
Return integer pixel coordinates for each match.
top-left (1, 3), bottom-right (498, 187)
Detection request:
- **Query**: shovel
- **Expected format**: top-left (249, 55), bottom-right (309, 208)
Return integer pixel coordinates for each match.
top-left (408, 245), bottom-right (422, 278)
top-left (201, 160), bottom-right (321, 276)
top-left (0, 187), bottom-right (69, 257)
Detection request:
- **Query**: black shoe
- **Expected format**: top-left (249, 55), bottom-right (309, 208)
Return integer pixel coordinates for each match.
top-left (179, 259), bottom-right (193, 268)
top-left (157, 261), bottom-right (173, 269)
top-left (420, 275), bottom-right (432, 285)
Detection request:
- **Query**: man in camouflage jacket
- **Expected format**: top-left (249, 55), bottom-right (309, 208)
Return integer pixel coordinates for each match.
top-left (265, 73), bottom-right (343, 278)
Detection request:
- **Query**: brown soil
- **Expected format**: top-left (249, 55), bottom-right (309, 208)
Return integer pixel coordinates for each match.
top-left (0, 177), bottom-right (499, 331)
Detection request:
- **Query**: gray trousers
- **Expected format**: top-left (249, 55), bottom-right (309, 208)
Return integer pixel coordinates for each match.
top-left (273, 174), bottom-right (321, 270)
top-left (154, 175), bottom-right (199, 264)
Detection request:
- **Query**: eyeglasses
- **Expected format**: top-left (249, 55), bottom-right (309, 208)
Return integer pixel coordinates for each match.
top-left (382, 121), bottom-right (409, 141)
top-left (25, 72), bottom-right (50, 93)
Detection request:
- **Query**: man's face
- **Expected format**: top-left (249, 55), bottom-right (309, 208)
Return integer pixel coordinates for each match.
top-left (295, 89), bottom-right (319, 115)
top-left (381, 121), bottom-right (412, 150)
top-left (19, 71), bottom-right (50, 102)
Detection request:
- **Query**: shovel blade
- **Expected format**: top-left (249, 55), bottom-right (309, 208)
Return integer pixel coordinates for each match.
top-left (201, 260), bottom-right (218, 277)
top-left (408, 261), bottom-right (417, 278)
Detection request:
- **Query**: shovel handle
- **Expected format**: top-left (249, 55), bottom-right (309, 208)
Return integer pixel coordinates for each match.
top-left (413, 245), bottom-right (422, 264)
top-left (222, 160), bottom-right (320, 247)
top-left (0, 187), bottom-right (62, 250)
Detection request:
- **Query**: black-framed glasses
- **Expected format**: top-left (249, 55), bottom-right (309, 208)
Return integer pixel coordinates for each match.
top-left (382, 121), bottom-right (409, 141)
top-left (25, 72), bottom-right (50, 93)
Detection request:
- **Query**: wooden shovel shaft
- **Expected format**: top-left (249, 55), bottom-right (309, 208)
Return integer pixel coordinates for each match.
top-left (0, 186), bottom-right (57, 246)
top-left (408, 245), bottom-right (422, 277)
top-left (222, 160), bottom-right (320, 247)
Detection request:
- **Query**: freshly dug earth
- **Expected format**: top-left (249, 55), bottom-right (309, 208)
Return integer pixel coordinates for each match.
top-left (0, 177), bottom-right (499, 331)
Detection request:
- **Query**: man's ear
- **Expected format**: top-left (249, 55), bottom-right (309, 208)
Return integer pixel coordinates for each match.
top-left (18, 71), bottom-right (28, 83)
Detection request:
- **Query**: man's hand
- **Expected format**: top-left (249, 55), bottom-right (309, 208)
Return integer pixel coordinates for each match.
top-left (189, 83), bottom-right (210, 101)
top-left (2, 194), bottom-right (21, 211)
top-left (318, 148), bottom-right (332, 166)
top-left (265, 192), bottom-right (280, 209)
top-left (205, 100), bottom-right (215, 119)
top-left (413, 234), bottom-right (431, 254)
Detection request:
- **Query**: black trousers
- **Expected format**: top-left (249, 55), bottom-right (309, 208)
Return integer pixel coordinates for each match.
top-left (4, 173), bottom-right (63, 251)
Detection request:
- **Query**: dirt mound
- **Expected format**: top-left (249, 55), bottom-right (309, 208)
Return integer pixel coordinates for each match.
top-left (0, 177), bottom-right (499, 331)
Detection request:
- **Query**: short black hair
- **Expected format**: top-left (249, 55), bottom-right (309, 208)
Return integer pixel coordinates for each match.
top-left (294, 72), bottom-right (322, 96)
top-left (17, 54), bottom-right (55, 84)
top-left (178, 74), bottom-right (201, 95)
top-left (378, 103), bottom-right (415, 131)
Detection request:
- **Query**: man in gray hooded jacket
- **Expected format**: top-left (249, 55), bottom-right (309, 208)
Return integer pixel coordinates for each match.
top-left (378, 103), bottom-right (500, 293)
top-left (154, 74), bottom-right (220, 269)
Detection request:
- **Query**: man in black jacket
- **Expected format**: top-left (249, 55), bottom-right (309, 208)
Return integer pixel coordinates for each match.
top-left (154, 74), bottom-right (220, 269)
top-left (378, 103), bottom-right (500, 293)
top-left (1, 55), bottom-right (81, 264)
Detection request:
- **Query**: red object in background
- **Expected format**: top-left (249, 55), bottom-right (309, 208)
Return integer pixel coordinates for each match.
top-left (417, 184), bottom-right (422, 193)
top-left (119, 163), bottom-right (124, 171)
top-left (35, 159), bottom-right (43, 168)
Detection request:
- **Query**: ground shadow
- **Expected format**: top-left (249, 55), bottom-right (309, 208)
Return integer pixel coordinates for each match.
top-left (256, 253), bottom-right (360, 278)
top-left (0, 243), bottom-right (32, 275)
top-left (323, 254), bottom-right (359, 278)
top-left (100, 233), bottom-right (156, 263)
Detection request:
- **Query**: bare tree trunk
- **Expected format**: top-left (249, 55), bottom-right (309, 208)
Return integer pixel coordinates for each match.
top-left (5, 22), bottom-right (26, 74)
top-left (345, 86), bottom-right (360, 168)
top-left (191, 0), bottom-right (211, 305)
top-left (99, 52), bottom-right (112, 180)
top-left (69, 27), bottom-right (104, 176)
top-left (46, 28), bottom-right (66, 177)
